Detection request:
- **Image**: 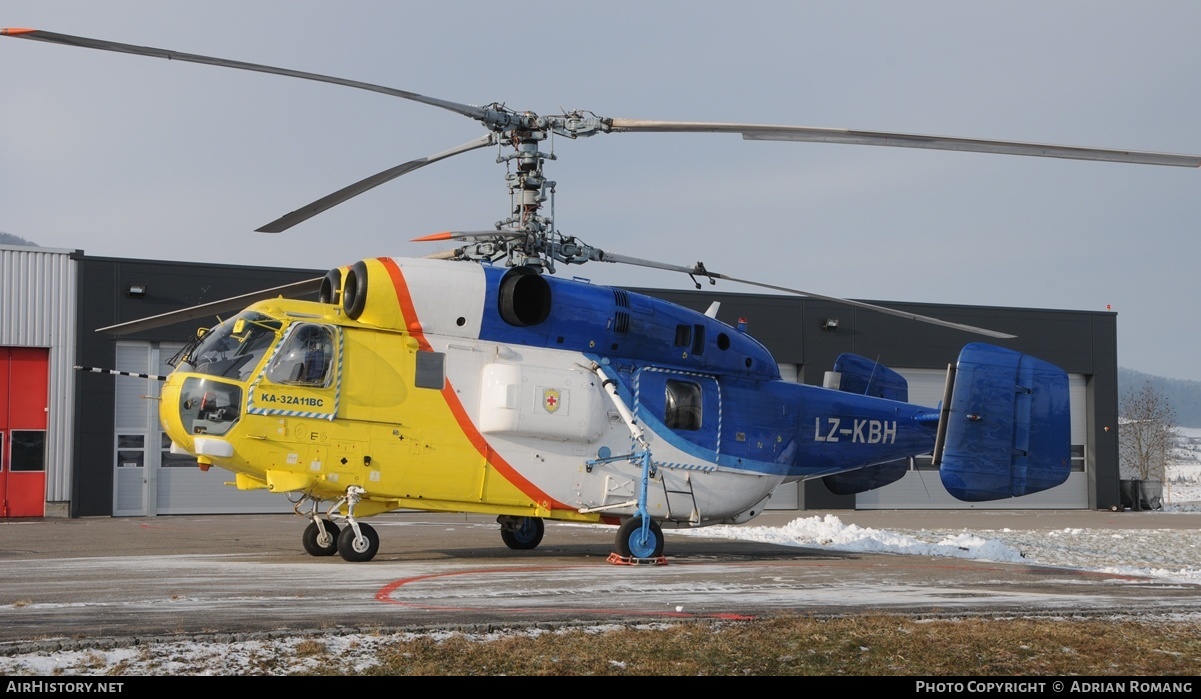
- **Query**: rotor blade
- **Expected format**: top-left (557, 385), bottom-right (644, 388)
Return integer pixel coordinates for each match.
top-left (97, 277), bottom-right (323, 336)
top-left (257, 135), bottom-right (497, 233)
top-left (606, 119), bottom-right (1201, 168)
top-left (7, 28), bottom-right (1196, 169)
top-left (0, 28), bottom-right (488, 121)
top-left (412, 229), bottom-right (526, 243)
top-left (596, 252), bottom-right (1017, 339)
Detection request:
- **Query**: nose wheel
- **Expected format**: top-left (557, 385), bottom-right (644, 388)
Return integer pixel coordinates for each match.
top-left (301, 519), bottom-right (340, 556)
top-left (336, 521), bottom-right (379, 562)
top-left (295, 486), bottom-right (381, 562)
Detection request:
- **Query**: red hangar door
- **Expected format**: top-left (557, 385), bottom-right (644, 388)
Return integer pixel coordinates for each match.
top-left (1, 347), bottom-right (48, 517)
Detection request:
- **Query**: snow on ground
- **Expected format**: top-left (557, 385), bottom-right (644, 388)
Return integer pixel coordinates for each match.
top-left (3, 465), bottom-right (1199, 676)
top-left (676, 462), bottom-right (1201, 586)
top-left (685, 515), bottom-right (1201, 585)
top-left (1165, 426), bottom-right (1201, 509)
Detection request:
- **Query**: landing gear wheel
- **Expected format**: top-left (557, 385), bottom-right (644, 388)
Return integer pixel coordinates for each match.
top-left (337, 522), bottom-right (379, 562)
top-left (500, 516), bottom-right (545, 550)
top-left (302, 519), bottom-right (341, 557)
top-left (615, 516), bottom-right (664, 559)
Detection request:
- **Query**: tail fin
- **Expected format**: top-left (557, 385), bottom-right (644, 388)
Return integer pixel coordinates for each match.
top-left (935, 343), bottom-right (1070, 501)
top-left (820, 353), bottom-right (910, 495)
top-left (829, 353), bottom-right (908, 402)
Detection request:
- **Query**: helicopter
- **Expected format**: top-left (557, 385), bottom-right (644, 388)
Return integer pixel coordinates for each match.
top-left (4, 28), bottom-right (1199, 562)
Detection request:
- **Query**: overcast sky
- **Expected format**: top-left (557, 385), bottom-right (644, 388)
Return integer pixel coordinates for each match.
top-left (3, 2), bottom-right (1199, 380)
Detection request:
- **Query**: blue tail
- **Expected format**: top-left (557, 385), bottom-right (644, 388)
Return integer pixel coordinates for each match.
top-left (935, 343), bottom-right (1071, 501)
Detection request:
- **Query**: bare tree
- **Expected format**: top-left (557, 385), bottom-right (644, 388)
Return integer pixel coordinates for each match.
top-left (1118, 382), bottom-right (1178, 482)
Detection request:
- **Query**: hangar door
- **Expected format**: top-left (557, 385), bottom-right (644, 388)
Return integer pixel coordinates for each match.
top-left (1, 347), bottom-right (48, 518)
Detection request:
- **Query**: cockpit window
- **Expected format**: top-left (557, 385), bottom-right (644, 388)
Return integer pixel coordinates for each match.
top-left (266, 323), bottom-right (336, 387)
top-left (179, 312), bottom-right (282, 381)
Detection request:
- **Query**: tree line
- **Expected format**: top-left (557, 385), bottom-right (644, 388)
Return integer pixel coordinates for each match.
top-left (1119, 367), bottom-right (1201, 428)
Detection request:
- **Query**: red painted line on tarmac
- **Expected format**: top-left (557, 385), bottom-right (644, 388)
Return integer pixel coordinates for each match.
top-left (374, 565), bottom-right (757, 621)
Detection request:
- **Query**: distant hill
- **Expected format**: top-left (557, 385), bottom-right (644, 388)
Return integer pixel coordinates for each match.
top-left (1119, 367), bottom-right (1201, 428)
top-left (0, 232), bottom-right (37, 247)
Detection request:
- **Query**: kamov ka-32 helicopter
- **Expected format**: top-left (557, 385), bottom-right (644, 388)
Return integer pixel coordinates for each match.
top-left (5, 28), bottom-right (1199, 562)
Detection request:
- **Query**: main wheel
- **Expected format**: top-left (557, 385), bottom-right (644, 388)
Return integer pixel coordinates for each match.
top-left (302, 519), bottom-right (340, 557)
top-left (615, 516), bottom-right (664, 559)
top-left (500, 516), bottom-right (545, 550)
top-left (337, 522), bottom-right (379, 562)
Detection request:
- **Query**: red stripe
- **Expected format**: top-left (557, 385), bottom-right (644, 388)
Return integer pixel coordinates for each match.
top-left (378, 258), bottom-right (572, 511)
top-left (375, 568), bottom-right (753, 619)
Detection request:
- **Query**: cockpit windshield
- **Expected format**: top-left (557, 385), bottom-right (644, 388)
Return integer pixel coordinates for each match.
top-left (175, 311), bottom-right (283, 381)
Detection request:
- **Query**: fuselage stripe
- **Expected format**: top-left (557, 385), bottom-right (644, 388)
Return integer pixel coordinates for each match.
top-left (377, 257), bottom-right (572, 511)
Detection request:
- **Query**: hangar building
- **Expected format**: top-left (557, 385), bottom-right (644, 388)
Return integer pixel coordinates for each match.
top-left (0, 245), bottom-right (1119, 518)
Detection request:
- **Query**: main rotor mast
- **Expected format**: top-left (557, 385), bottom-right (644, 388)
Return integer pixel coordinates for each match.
top-left (461, 106), bottom-right (616, 272)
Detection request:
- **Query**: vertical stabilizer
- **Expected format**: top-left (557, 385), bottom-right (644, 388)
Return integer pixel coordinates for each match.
top-left (936, 343), bottom-right (1071, 501)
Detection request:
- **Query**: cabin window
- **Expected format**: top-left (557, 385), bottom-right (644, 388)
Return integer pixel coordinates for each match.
top-left (664, 379), bottom-right (702, 431)
top-left (415, 351), bottom-right (446, 390)
top-left (266, 324), bottom-right (335, 387)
